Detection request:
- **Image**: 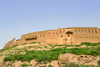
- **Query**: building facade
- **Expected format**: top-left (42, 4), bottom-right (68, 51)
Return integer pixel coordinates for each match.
top-left (4, 27), bottom-right (100, 48)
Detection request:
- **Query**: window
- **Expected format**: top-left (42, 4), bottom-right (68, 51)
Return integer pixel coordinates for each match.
top-left (49, 32), bottom-right (50, 34)
top-left (82, 30), bottom-right (83, 33)
top-left (53, 32), bottom-right (54, 34)
top-left (85, 31), bottom-right (87, 33)
top-left (79, 30), bottom-right (80, 33)
top-left (75, 30), bottom-right (77, 33)
top-left (92, 31), bottom-right (94, 33)
top-left (60, 31), bottom-right (61, 33)
top-left (95, 31), bottom-right (97, 33)
top-left (68, 35), bottom-right (70, 37)
top-left (89, 30), bottom-right (90, 33)
top-left (56, 32), bottom-right (57, 34)
top-left (61, 35), bottom-right (63, 37)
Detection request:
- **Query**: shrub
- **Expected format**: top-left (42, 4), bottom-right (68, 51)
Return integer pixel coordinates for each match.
top-left (21, 63), bottom-right (32, 67)
top-left (29, 42), bottom-right (37, 44)
top-left (94, 46), bottom-right (100, 51)
top-left (4, 57), bottom-right (11, 61)
top-left (69, 62), bottom-right (79, 67)
top-left (3, 46), bottom-right (100, 63)
top-left (81, 42), bottom-right (91, 46)
top-left (97, 60), bottom-right (100, 66)
top-left (67, 47), bottom-right (100, 56)
top-left (89, 51), bottom-right (100, 56)
top-left (3, 47), bottom-right (66, 62)
top-left (81, 42), bottom-right (100, 46)
top-left (48, 65), bottom-right (53, 67)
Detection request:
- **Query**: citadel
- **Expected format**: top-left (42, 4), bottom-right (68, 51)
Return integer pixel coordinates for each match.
top-left (4, 27), bottom-right (100, 48)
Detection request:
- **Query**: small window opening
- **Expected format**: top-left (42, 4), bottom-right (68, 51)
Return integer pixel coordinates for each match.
top-left (61, 35), bottom-right (63, 37)
top-left (85, 31), bottom-right (87, 33)
top-left (92, 31), bottom-right (94, 33)
top-left (82, 30), bottom-right (83, 33)
top-left (68, 35), bottom-right (70, 37)
top-left (79, 30), bottom-right (80, 33)
top-left (89, 30), bottom-right (90, 33)
top-left (75, 30), bottom-right (77, 33)
top-left (95, 31), bottom-right (97, 33)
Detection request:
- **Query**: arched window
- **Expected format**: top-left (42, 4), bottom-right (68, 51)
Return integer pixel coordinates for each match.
top-left (95, 30), bottom-right (97, 33)
top-left (92, 31), bottom-right (94, 33)
top-left (81, 30), bottom-right (83, 33)
top-left (79, 30), bottom-right (80, 33)
top-left (89, 30), bottom-right (90, 33)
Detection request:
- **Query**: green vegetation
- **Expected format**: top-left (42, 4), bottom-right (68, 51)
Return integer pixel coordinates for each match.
top-left (21, 43), bottom-right (27, 45)
top-left (68, 62), bottom-right (79, 67)
top-left (4, 47), bottom-right (66, 62)
top-left (81, 42), bottom-right (100, 46)
top-left (3, 45), bottom-right (100, 63)
top-left (67, 48), bottom-right (100, 56)
top-left (97, 60), bottom-right (100, 66)
top-left (0, 44), bottom-right (18, 52)
top-left (67, 45), bottom-right (80, 47)
top-left (1, 42), bottom-right (100, 67)
top-left (44, 46), bottom-right (48, 48)
top-left (29, 42), bottom-right (37, 44)
top-left (21, 63), bottom-right (32, 67)
top-left (48, 65), bottom-right (53, 67)
top-left (0, 47), bottom-right (10, 52)
top-left (5, 61), bottom-right (15, 67)
top-left (62, 62), bottom-right (98, 67)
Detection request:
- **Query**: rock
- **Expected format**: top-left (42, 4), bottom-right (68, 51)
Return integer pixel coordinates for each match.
top-left (30, 60), bottom-right (37, 66)
top-left (50, 60), bottom-right (59, 67)
top-left (58, 53), bottom-right (100, 66)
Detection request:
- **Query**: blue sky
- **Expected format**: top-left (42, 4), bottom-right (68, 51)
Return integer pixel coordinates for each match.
top-left (0, 0), bottom-right (100, 49)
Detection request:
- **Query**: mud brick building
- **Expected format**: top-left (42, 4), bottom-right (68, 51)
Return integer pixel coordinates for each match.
top-left (4, 27), bottom-right (100, 48)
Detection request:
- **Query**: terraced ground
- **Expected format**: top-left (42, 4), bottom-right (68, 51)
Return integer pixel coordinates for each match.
top-left (0, 42), bottom-right (100, 67)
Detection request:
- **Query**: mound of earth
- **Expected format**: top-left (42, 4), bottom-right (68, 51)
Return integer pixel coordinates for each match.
top-left (0, 42), bottom-right (100, 67)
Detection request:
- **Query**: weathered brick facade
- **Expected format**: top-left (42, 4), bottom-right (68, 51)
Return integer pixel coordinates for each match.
top-left (3, 27), bottom-right (100, 49)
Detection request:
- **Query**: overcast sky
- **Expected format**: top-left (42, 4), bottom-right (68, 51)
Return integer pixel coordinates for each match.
top-left (0, 0), bottom-right (100, 49)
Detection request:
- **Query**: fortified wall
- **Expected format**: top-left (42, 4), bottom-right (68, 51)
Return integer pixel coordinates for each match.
top-left (3, 27), bottom-right (100, 49)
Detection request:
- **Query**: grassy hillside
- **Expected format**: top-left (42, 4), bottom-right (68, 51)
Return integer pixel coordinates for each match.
top-left (0, 42), bottom-right (100, 67)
